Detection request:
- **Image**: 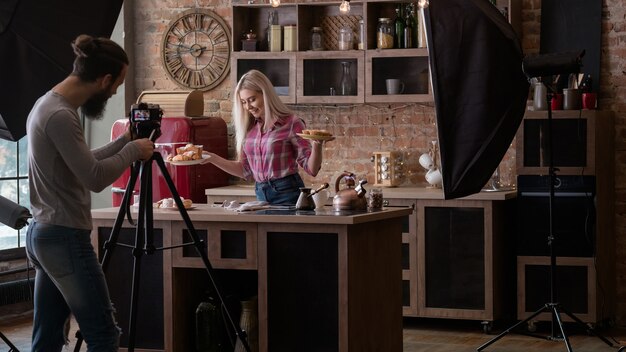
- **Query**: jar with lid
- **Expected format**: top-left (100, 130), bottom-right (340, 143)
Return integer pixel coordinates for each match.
top-left (377, 18), bottom-right (394, 49)
top-left (310, 27), bottom-right (323, 51)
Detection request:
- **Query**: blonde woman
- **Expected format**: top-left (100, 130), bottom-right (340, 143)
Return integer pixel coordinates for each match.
top-left (204, 70), bottom-right (331, 205)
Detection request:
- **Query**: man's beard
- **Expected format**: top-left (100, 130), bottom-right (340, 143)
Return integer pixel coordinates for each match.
top-left (81, 89), bottom-right (110, 120)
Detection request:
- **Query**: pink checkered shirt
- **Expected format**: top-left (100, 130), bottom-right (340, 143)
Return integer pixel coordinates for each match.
top-left (241, 115), bottom-right (313, 183)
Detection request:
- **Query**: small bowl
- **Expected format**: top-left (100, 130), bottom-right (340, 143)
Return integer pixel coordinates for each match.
top-left (245, 32), bottom-right (257, 40)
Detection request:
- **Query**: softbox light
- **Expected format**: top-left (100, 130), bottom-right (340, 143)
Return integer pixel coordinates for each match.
top-left (0, 0), bottom-right (123, 141)
top-left (423, 0), bottom-right (529, 199)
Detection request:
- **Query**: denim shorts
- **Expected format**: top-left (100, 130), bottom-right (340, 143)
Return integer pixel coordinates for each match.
top-left (26, 222), bottom-right (120, 351)
top-left (255, 173), bottom-right (304, 205)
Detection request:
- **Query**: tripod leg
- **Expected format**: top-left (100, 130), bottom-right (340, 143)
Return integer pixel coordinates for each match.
top-left (126, 161), bottom-right (151, 352)
top-left (558, 304), bottom-right (616, 347)
top-left (74, 162), bottom-right (142, 350)
top-left (0, 330), bottom-right (19, 352)
top-left (549, 304), bottom-right (573, 352)
top-left (153, 153), bottom-right (252, 352)
top-left (477, 304), bottom-right (551, 351)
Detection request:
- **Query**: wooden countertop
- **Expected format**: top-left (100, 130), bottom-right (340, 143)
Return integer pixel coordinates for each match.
top-left (92, 205), bottom-right (413, 225)
top-left (205, 185), bottom-right (517, 201)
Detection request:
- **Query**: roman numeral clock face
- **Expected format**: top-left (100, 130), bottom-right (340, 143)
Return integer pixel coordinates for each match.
top-left (161, 9), bottom-right (231, 91)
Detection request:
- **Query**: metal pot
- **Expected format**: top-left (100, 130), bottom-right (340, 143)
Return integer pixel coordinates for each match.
top-left (332, 172), bottom-right (368, 211)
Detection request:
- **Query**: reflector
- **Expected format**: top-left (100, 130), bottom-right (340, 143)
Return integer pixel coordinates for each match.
top-left (423, 0), bottom-right (529, 199)
top-left (0, 0), bottom-right (123, 141)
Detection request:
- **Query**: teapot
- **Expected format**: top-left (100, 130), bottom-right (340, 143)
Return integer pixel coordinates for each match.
top-left (332, 172), bottom-right (368, 211)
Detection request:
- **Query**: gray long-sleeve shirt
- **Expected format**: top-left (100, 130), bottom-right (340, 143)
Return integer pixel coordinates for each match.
top-left (27, 91), bottom-right (142, 230)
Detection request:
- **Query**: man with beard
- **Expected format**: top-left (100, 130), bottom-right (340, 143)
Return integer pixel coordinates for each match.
top-left (25, 34), bottom-right (154, 351)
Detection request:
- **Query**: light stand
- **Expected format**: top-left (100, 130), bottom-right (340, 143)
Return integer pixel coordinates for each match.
top-left (74, 151), bottom-right (251, 352)
top-left (478, 52), bottom-right (616, 352)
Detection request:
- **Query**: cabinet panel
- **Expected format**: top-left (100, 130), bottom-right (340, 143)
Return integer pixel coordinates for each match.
top-left (365, 48), bottom-right (431, 103)
top-left (517, 256), bottom-right (597, 323)
top-left (231, 52), bottom-right (297, 103)
top-left (296, 51), bottom-right (365, 103)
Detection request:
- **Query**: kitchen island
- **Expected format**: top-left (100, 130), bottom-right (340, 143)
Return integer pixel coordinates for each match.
top-left (91, 205), bottom-right (412, 352)
top-left (206, 185), bottom-right (518, 331)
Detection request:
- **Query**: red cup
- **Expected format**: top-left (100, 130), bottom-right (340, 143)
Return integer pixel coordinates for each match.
top-left (582, 92), bottom-right (597, 109)
top-left (550, 93), bottom-right (563, 110)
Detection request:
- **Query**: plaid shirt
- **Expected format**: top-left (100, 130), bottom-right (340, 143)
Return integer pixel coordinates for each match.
top-left (241, 115), bottom-right (313, 182)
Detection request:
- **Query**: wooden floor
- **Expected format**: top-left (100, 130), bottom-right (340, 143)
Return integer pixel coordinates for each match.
top-left (1, 314), bottom-right (624, 351)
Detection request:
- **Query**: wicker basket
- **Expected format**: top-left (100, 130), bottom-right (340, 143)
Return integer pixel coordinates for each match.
top-left (321, 15), bottom-right (362, 50)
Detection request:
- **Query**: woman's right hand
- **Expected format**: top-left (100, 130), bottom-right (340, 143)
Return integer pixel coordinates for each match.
top-left (133, 138), bottom-right (155, 160)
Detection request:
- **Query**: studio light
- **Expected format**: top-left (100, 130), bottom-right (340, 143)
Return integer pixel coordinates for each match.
top-left (522, 50), bottom-right (585, 80)
top-left (339, 0), bottom-right (350, 14)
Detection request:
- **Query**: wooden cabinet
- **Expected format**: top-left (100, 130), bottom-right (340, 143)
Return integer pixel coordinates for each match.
top-left (515, 109), bottom-right (615, 325)
top-left (230, 0), bottom-right (519, 104)
top-left (384, 189), bottom-right (516, 329)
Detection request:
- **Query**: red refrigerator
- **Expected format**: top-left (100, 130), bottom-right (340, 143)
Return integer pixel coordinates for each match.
top-left (110, 116), bottom-right (229, 206)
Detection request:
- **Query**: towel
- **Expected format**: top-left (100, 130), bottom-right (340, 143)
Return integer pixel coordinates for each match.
top-left (0, 195), bottom-right (31, 229)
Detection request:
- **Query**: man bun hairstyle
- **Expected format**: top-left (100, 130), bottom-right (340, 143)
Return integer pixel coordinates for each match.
top-left (71, 34), bottom-right (129, 82)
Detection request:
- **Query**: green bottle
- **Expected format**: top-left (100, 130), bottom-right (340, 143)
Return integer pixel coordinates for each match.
top-left (394, 4), bottom-right (405, 48)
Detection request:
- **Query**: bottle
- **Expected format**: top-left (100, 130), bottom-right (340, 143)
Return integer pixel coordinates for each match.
top-left (358, 19), bottom-right (365, 50)
top-left (393, 5), bottom-right (405, 48)
top-left (403, 5), bottom-right (413, 49)
top-left (310, 27), bottom-right (323, 51)
top-left (377, 18), bottom-right (394, 49)
top-left (408, 4), bottom-right (418, 48)
top-left (580, 74), bottom-right (593, 93)
top-left (195, 295), bottom-right (224, 352)
top-left (338, 61), bottom-right (355, 95)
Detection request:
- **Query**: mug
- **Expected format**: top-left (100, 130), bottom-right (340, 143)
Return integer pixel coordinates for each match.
top-left (563, 88), bottom-right (581, 110)
top-left (550, 93), bottom-right (563, 110)
top-left (425, 169), bottom-right (442, 186)
top-left (312, 189), bottom-right (330, 209)
top-left (386, 79), bottom-right (405, 95)
top-left (419, 153), bottom-right (434, 170)
top-left (582, 92), bottom-right (597, 109)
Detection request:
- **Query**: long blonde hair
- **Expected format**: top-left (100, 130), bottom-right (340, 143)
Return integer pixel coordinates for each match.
top-left (232, 70), bottom-right (293, 160)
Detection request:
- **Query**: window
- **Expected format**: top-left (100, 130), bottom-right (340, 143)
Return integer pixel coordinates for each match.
top-left (0, 136), bottom-right (29, 250)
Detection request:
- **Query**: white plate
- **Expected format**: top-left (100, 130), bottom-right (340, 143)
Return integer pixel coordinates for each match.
top-left (159, 205), bottom-right (196, 211)
top-left (166, 154), bottom-right (210, 166)
top-left (296, 133), bottom-right (334, 141)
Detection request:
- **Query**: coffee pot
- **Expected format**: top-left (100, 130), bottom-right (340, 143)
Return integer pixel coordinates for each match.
top-left (296, 183), bottom-right (330, 210)
top-left (332, 172), bottom-right (368, 211)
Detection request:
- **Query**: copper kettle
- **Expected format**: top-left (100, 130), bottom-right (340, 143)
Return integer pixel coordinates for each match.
top-left (332, 172), bottom-right (368, 211)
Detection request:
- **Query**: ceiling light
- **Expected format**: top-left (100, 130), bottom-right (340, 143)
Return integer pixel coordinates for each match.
top-left (339, 0), bottom-right (351, 14)
top-left (270, 0), bottom-right (280, 7)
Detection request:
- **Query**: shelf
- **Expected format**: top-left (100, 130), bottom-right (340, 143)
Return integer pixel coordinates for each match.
top-left (365, 48), bottom-right (431, 103)
top-left (231, 52), bottom-right (297, 103)
top-left (296, 50), bottom-right (365, 103)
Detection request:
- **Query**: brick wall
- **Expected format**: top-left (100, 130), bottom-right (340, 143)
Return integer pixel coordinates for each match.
top-left (131, 0), bottom-right (626, 323)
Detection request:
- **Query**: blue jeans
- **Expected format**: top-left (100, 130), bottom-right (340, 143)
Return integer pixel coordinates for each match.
top-left (26, 222), bottom-right (120, 352)
top-left (255, 173), bottom-right (304, 205)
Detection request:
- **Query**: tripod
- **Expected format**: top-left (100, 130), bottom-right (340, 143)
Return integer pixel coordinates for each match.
top-left (74, 151), bottom-right (251, 352)
top-left (477, 85), bottom-right (616, 352)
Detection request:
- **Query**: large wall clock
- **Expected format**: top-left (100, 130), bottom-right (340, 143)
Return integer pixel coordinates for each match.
top-left (161, 8), bottom-right (231, 91)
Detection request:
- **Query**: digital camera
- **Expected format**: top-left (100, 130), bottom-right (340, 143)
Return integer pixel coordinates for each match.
top-left (129, 102), bottom-right (163, 140)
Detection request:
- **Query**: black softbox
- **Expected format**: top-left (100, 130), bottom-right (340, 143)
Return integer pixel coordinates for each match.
top-left (424, 0), bottom-right (529, 199)
top-left (0, 0), bottom-right (123, 141)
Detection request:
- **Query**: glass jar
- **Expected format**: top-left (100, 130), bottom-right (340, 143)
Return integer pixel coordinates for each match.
top-left (310, 27), bottom-right (323, 51)
top-left (338, 26), bottom-right (353, 51)
top-left (377, 18), bottom-right (394, 49)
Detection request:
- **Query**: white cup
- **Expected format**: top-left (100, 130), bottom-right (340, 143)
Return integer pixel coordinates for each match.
top-left (386, 79), bottom-right (405, 95)
top-left (425, 169), bottom-right (443, 185)
top-left (419, 153), bottom-right (434, 170)
top-left (312, 189), bottom-right (330, 209)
